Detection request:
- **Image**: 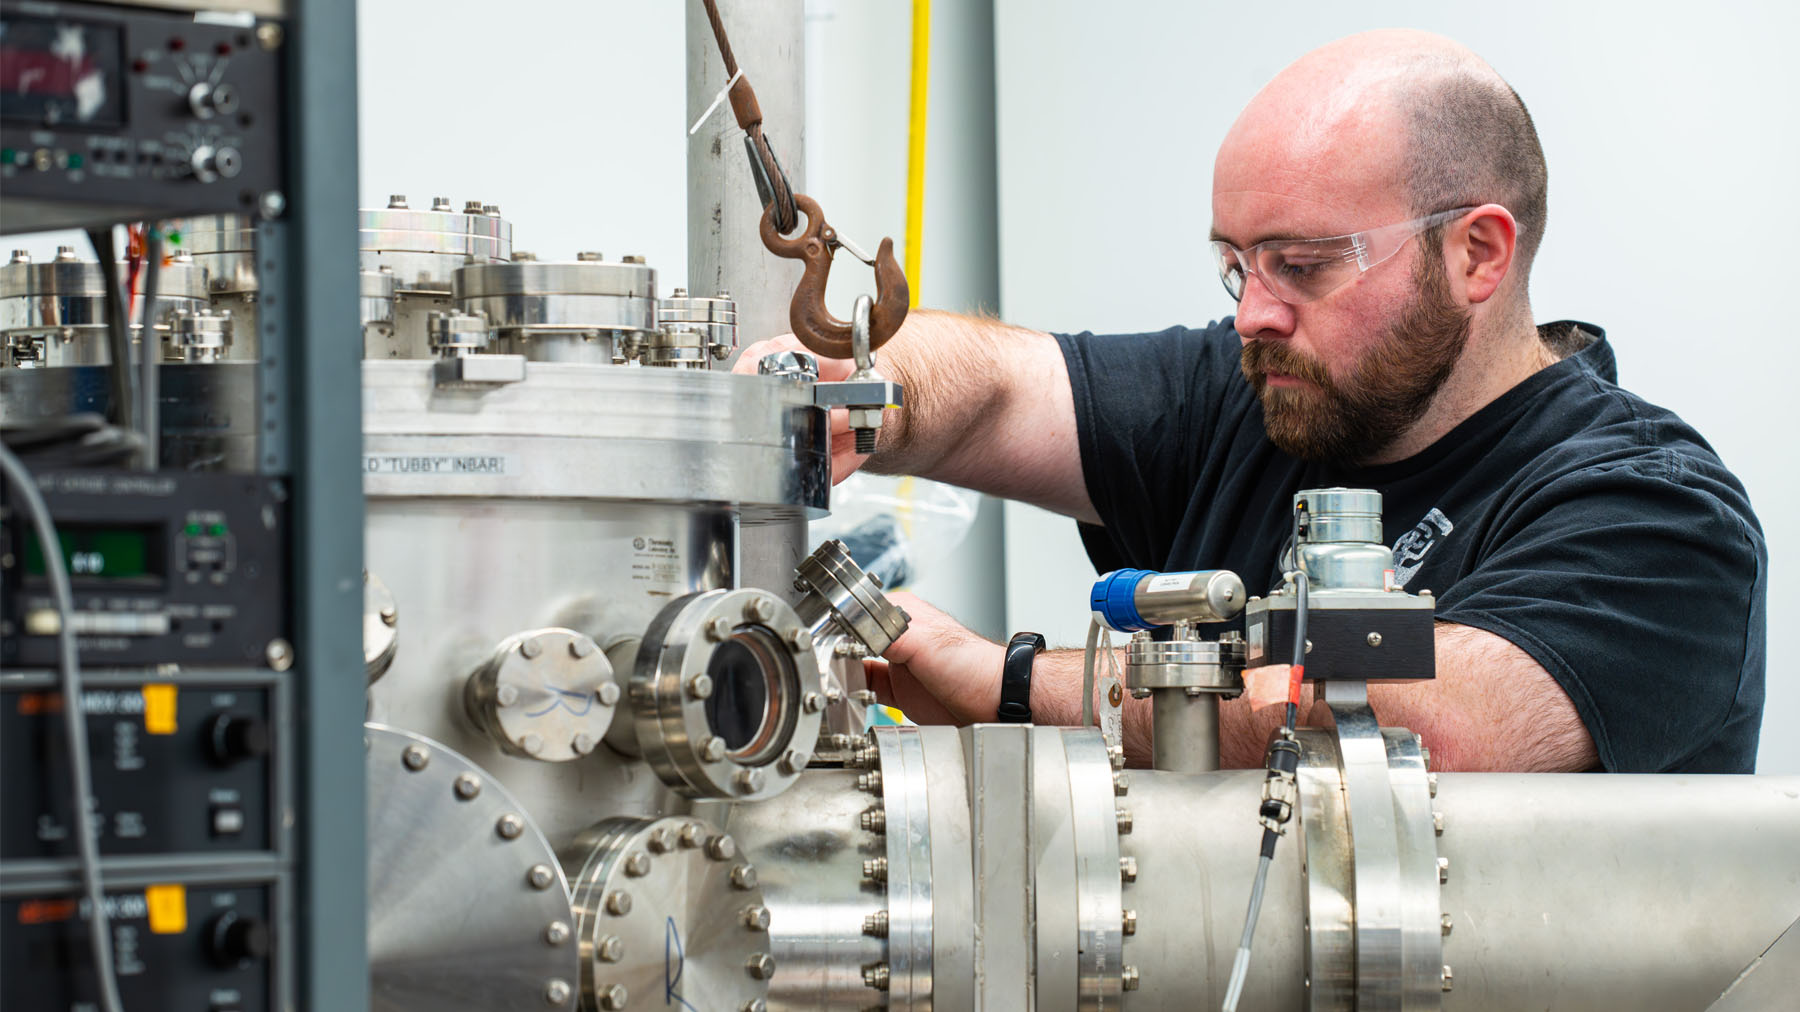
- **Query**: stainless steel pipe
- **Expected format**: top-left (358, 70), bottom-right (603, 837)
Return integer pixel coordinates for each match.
top-left (1150, 688), bottom-right (1222, 773)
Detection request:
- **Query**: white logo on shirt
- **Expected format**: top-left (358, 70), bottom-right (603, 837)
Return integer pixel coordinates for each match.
top-left (1392, 508), bottom-right (1454, 588)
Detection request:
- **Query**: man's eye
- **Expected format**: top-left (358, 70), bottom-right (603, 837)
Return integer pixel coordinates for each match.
top-left (1275, 259), bottom-right (1329, 280)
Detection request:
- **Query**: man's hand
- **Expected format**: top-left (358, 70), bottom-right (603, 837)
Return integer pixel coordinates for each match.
top-left (734, 335), bottom-right (870, 485)
top-left (861, 591), bottom-right (1005, 725)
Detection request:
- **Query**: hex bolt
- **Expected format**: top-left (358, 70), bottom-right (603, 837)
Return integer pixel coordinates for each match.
top-left (596, 682), bottom-right (621, 706)
top-left (678, 822), bottom-right (705, 849)
top-left (863, 910), bottom-right (889, 937)
top-left (266, 639), bottom-right (294, 671)
top-left (1442, 965), bottom-right (1454, 993)
top-left (779, 749), bottom-right (810, 775)
top-left (1367, 632), bottom-right (1383, 647)
top-left (863, 962), bottom-right (891, 991)
top-left (706, 617), bottom-right (734, 642)
top-left (462, 200), bottom-right (484, 214)
top-left (1428, 771), bottom-right (1440, 797)
top-left (861, 807), bottom-right (887, 833)
top-left (597, 935), bottom-right (624, 962)
top-left (803, 692), bottom-right (824, 714)
top-left (788, 628), bottom-right (812, 652)
top-left (730, 864), bottom-right (758, 890)
top-left (401, 745), bottom-right (430, 771)
top-left (1113, 772), bottom-right (1131, 796)
top-left (624, 851), bottom-right (651, 877)
top-left (573, 733), bottom-right (597, 755)
top-left (1116, 807), bottom-right (1134, 835)
top-left (746, 952), bottom-right (777, 980)
top-left (1433, 811), bottom-right (1446, 836)
top-left (863, 857), bottom-right (888, 883)
top-left (1122, 966), bottom-right (1141, 991)
top-left (544, 978), bottom-right (572, 1006)
top-left (1120, 856), bottom-right (1138, 883)
top-left (1122, 909), bottom-right (1138, 936)
top-left (741, 1001), bottom-right (767, 1012)
top-left (497, 684), bottom-right (520, 707)
top-left (496, 814), bottom-right (524, 840)
top-left (1421, 746), bottom-right (1433, 768)
top-left (1441, 913), bottom-right (1454, 936)
top-left (743, 905), bottom-right (772, 930)
top-left (735, 767), bottom-right (766, 794)
top-left (1437, 856), bottom-right (1451, 883)
top-left (851, 690), bottom-right (879, 705)
top-left (850, 743), bottom-right (880, 768)
top-left (387, 194), bottom-right (408, 208)
top-left (702, 736), bottom-right (727, 762)
top-left (380, 605), bottom-right (397, 627)
top-left (647, 827), bottom-right (675, 853)
top-left (569, 637), bottom-right (596, 658)
top-left (745, 597), bottom-right (775, 623)
top-left (520, 734), bottom-right (546, 757)
top-left (520, 637), bottom-right (542, 659)
top-left (598, 983), bottom-right (628, 1010)
top-left (430, 196), bottom-right (453, 211)
top-left (453, 773), bottom-right (482, 800)
top-left (527, 864), bottom-right (555, 890)
top-left (857, 770), bottom-right (884, 794)
top-left (605, 890), bottom-right (632, 916)
top-left (687, 674), bottom-right (714, 701)
top-left (545, 920), bottom-right (571, 946)
top-left (706, 834), bottom-right (739, 861)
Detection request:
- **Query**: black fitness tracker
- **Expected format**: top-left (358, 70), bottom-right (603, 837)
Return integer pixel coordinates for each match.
top-left (998, 631), bottom-right (1046, 723)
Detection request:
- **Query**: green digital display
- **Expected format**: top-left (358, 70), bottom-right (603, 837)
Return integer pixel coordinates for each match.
top-left (23, 525), bottom-right (156, 581)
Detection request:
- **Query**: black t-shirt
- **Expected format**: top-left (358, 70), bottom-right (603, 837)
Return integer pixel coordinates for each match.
top-left (1055, 319), bottom-right (1766, 773)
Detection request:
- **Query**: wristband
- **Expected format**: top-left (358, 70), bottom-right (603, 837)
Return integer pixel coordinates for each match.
top-left (997, 632), bottom-right (1045, 723)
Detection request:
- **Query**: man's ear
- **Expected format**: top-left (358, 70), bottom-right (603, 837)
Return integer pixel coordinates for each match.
top-left (1451, 204), bottom-right (1518, 305)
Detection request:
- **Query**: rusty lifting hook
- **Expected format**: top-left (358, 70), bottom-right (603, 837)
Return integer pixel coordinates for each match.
top-left (760, 195), bottom-right (910, 361)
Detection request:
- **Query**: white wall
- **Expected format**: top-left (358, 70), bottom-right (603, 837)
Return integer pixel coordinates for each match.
top-left (993, 0), bottom-right (1800, 772)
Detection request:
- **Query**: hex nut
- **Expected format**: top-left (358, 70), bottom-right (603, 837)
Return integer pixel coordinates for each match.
top-left (605, 890), bottom-right (632, 916)
top-left (863, 962), bottom-right (891, 991)
top-left (862, 910), bottom-right (889, 938)
top-left (861, 807), bottom-right (887, 833)
top-left (741, 1002), bottom-right (767, 1012)
top-left (863, 857), bottom-right (888, 883)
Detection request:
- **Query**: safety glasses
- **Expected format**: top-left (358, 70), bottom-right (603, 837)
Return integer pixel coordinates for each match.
top-left (1211, 206), bottom-right (1477, 305)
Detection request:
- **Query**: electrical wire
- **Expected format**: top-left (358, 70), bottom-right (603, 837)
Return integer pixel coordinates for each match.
top-left (903, 0), bottom-right (930, 306)
top-left (83, 228), bottom-right (135, 443)
top-left (137, 227), bottom-right (164, 471)
top-left (0, 443), bottom-right (127, 1012)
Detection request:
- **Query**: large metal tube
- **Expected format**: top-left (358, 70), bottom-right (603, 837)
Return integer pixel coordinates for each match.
top-left (1150, 689), bottom-right (1221, 772)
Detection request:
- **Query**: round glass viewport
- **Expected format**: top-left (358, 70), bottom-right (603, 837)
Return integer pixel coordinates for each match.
top-left (704, 627), bottom-right (793, 761)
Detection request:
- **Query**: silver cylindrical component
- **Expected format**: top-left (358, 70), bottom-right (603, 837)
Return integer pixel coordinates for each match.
top-left (660, 288), bottom-right (739, 362)
top-left (427, 309), bottom-right (491, 358)
top-left (454, 258), bottom-right (658, 364)
top-left (1, 247), bottom-right (209, 367)
top-left (361, 267), bottom-right (398, 358)
top-left (165, 215), bottom-right (262, 363)
top-left (1294, 487), bottom-right (1391, 590)
top-left (1149, 688), bottom-right (1221, 773)
top-left (165, 305), bottom-right (234, 363)
top-left (360, 199), bottom-right (514, 357)
top-left (1130, 569), bottom-right (1246, 626)
top-left (462, 628), bottom-right (616, 763)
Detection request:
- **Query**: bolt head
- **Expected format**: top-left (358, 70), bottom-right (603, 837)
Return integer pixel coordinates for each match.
top-left (803, 692), bottom-right (824, 713)
top-left (520, 637), bottom-right (543, 659)
top-left (520, 733), bottom-right (546, 756)
top-left (1120, 855), bottom-right (1138, 882)
top-left (706, 617), bottom-right (734, 642)
top-left (1122, 966), bottom-right (1141, 991)
top-left (453, 773), bottom-right (482, 800)
top-left (1437, 856), bottom-right (1451, 883)
top-left (735, 767), bottom-right (766, 794)
top-left (701, 736), bottom-right (727, 762)
top-left (687, 673), bottom-right (714, 700)
top-left (624, 851), bottom-right (651, 877)
top-left (545, 978), bottom-right (572, 1005)
top-left (527, 864), bottom-right (555, 890)
top-left (746, 953), bottom-right (777, 980)
top-left (1122, 909), bottom-right (1137, 936)
top-left (1367, 631), bottom-right (1383, 647)
top-left (380, 605), bottom-right (398, 626)
top-left (741, 1001), bottom-right (767, 1012)
top-left (598, 934), bottom-right (624, 961)
top-left (497, 683), bottom-right (520, 707)
top-left (647, 827), bottom-right (675, 853)
top-left (730, 864), bottom-right (759, 890)
top-left (706, 834), bottom-right (738, 861)
top-left (744, 904), bottom-right (772, 930)
top-left (570, 636), bottom-right (597, 658)
top-left (1116, 807), bottom-right (1134, 834)
top-left (1433, 811), bottom-right (1445, 835)
top-left (1428, 771), bottom-right (1440, 797)
top-left (605, 890), bottom-right (632, 916)
top-left (1441, 913), bottom-right (1454, 936)
top-left (599, 983), bottom-right (628, 1009)
top-left (788, 628), bottom-right (813, 652)
top-left (1113, 772), bottom-right (1131, 796)
top-left (779, 749), bottom-right (810, 775)
top-left (596, 682), bottom-right (621, 706)
top-left (1441, 964), bottom-right (1454, 992)
top-left (496, 813), bottom-right (524, 840)
top-left (573, 733), bottom-right (597, 755)
top-left (545, 920), bottom-right (571, 945)
top-left (745, 597), bottom-right (776, 622)
top-left (401, 745), bottom-right (430, 771)
top-left (265, 638), bottom-right (294, 671)
top-left (678, 822), bottom-right (704, 848)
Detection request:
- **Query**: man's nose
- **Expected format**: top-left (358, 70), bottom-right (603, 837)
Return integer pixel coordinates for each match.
top-left (1232, 272), bottom-right (1297, 340)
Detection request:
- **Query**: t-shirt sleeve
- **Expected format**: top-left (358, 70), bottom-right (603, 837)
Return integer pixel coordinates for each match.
top-left (1433, 452), bottom-right (1766, 772)
top-left (1053, 322), bottom-right (1243, 572)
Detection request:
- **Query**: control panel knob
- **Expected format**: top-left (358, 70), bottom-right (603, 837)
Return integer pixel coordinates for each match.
top-left (187, 82), bottom-right (239, 120)
top-left (188, 145), bottom-right (241, 183)
top-left (206, 911), bottom-right (271, 969)
top-left (204, 713), bottom-right (270, 767)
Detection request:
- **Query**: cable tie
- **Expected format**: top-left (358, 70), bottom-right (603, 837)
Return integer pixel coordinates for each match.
top-left (689, 67), bottom-right (746, 137)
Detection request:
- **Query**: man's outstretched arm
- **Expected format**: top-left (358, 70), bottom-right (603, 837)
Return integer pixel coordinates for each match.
top-left (868, 593), bottom-right (1599, 773)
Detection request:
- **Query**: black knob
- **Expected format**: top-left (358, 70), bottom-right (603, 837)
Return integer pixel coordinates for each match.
top-left (206, 910), bottom-right (271, 968)
top-left (204, 713), bottom-right (270, 766)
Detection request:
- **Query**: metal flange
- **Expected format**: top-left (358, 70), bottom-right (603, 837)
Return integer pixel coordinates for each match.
top-left (632, 588), bottom-right (824, 801)
top-left (561, 815), bottom-right (773, 1011)
top-left (463, 627), bottom-right (618, 762)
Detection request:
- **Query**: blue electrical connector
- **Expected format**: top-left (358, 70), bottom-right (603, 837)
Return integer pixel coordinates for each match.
top-left (1090, 568), bottom-right (1156, 632)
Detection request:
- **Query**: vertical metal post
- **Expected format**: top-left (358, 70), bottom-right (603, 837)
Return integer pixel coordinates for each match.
top-left (285, 0), bottom-right (367, 1009)
top-left (686, 0), bottom-right (806, 346)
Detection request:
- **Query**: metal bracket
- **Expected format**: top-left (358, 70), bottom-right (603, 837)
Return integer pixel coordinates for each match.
top-left (431, 354), bottom-right (527, 387)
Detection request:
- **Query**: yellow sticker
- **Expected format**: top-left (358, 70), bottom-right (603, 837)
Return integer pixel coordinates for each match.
top-left (145, 883), bottom-right (187, 935)
top-left (141, 684), bottom-right (177, 735)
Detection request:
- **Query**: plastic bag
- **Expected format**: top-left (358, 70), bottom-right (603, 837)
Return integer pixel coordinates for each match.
top-left (812, 473), bottom-right (980, 591)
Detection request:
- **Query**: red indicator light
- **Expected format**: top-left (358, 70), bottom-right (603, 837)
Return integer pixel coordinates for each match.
top-left (168, 37), bottom-right (185, 51)
top-left (216, 42), bottom-right (232, 56)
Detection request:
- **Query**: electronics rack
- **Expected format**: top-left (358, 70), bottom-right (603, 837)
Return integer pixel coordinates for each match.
top-left (0, 1), bottom-right (365, 1010)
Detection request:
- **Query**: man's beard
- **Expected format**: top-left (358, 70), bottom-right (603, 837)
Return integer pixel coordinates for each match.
top-left (1241, 253), bottom-right (1472, 465)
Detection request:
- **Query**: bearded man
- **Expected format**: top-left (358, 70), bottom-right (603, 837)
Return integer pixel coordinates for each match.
top-left (740, 29), bottom-right (1765, 772)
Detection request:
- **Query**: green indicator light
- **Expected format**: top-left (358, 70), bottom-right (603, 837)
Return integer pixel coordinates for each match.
top-left (208, 523), bottom-right (227, 536)
top-left (1, 149), bottom-right (13, 165)
top-left (67, 153), bottom-right (84, 169)
top-left (184, 523), bottom-right (202, 537)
